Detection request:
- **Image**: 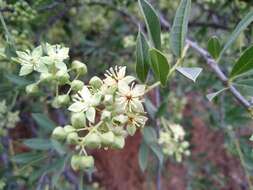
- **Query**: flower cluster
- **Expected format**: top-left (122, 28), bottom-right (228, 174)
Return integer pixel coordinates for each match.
top-left (17, 44), bottom-right (148, 171)
top-left (0, 100), bottom-right (20, 137)
top-left (158, 119), bottom-right (190, 162)
top-left (51, 66), bottom-right (148, 170)
top-left (17, 43), bottom-right (87, 108)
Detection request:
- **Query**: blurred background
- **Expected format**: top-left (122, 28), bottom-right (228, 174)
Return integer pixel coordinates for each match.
top-left (1, 0), bottom-right (253, 189)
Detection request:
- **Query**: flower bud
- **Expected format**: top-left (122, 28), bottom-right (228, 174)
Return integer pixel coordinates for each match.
top-left (40, 73), bottom-right (54, 82)
top-left (103, 95), bottom-right (113, 104)
top-left (89, 76), bottom-right (103, 89)
top-left (112, 135), bottom-right (125, 149)
top-left (66, 132), bottom-right (78, 144)
top-left (101, 131), bottom-right (114, 146)
top-left (64, 125), bottom-right (76, 134)
top-left (101, 110), bottom-right (111, 121)
top-left (71, 112), bottom-right (86, 128)
top-left (71, 60), bottom-right (87, 75)
top-left (126, 126), bottom-right (136, 136)
top-left (25, 83), bottom-right (39, 95)
top-left (57, 95), bottom-right (70, 106)
top-left (71, 80), bottom-right (84, 92)
top-left (55, 70), bottom-right (70, 85)
top-left (113, 115), bottom-right (128, 125)
top-left (84, 133), bottom-right (101, 149)
top-left (52, 126), bottom-right (66, 141)
top-left (71, 155), bottom-right (94, 171)
top-left (79, 155), bottom-right (94, 170)
top-left (70, 155), bottom-right (80, 171)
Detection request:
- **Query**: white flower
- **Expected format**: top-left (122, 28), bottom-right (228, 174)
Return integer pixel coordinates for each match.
top-left (116, 81), bottom-right (145, 112)
top-left (43, 43), bottom-right (69, 71)
top-left (126, 113), bottom-right (148, 128)
top-left (169, 124), bottom-right (185, 141)
top-left (104, 66), bottom-right (135, 87)
top-left (68, 86), bottom-right (101, 123)
top-left (17, 46), bottom-right (47, 76)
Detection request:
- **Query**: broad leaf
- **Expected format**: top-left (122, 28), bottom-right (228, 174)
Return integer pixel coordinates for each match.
top-left (176, 67), bottom-right (202, 82)
top-left (32, 113), bottom-right (55, 132)
top-left (138, 142), bottom-right (149, 172)
top-left (12, 152), bottom-right (44, 164)
top-left (207, 36), bottom-right (221, 59)
top-left (142, 127), bottom-right (157, 144)
top-left (150, 144), bottom-right (163, 165)
top-left (230, 45), bottom-right (253, 79)
top-left (138, 0), bottom-right (161, 50)
top-left (170, 0), bottom-right (191, 57)
top-left (5, 73), bottom-right (32, 86)
top-left (149, 48), bottom-right (170, 86)
top-left (220, 11), bottom-right (253, 59)
top-left (136, 29), bottom-right (150, 82)
top-left (23, 138), bottom-right (53, 150)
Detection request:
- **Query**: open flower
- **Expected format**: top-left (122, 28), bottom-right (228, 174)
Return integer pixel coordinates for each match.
top-left (43, 43), bottom-right (69, 71)
top-left (126, 113), bottom-right (148, 128)
top-left (17, 46), bottom-right (47, 76)
top-left (104, 66), bottom-right (135, 87)
top-left (116, 81), bottom-right (145, 113)
top-left (68, 86), bottom-right (101, 123)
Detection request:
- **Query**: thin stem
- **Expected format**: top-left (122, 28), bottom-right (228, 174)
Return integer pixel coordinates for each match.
top-left (145, 81), bottom-right (160, 93)
top-left (235, 138), bottom-right (253, 190)
top-left (0, 11), bottom-right (15, 48)
top-left (79, 171), bottom-right (84, 190)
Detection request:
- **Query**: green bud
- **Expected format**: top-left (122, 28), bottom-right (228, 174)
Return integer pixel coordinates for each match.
top-left (71, 155), bottom-right (95, 171)
top-left (101, 110), bottom-right (111, 121)
top-left (66, 132), bottom-right (79, 144)
top-left (40, 73), bottom-right (54, 82)
top-left (101, 131), bottom-right (114, 146)
top-left (71, 155), bottom-right (80, 171)
top-left (71, 112), bottom-right (86, 128)
top-left (70, 80), bottom-right (84, 92)
top-left (126, 126), bottom-right (136, 136)
top-left (64, 125), bottom-right (76, 134)
top-left (25, 83), bottom-right (39, 95)
top-left (89, 76), bottom-right (103, 89)
top-left (52, 126), bottom-right (66, 141)
top-left (57, 95), bottom-right (70, 106)
top-left (84, 133), bottom-right (101, 149)
top-left (112, 135), bottom-right (125, 149)
top-left (55, 70), bottom-right (70, 85)
top-left (79, 155), bottom-right (94, 170)
top-left (71, 60), bottom-right (87, 75)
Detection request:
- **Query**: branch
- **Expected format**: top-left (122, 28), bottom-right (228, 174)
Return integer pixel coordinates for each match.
top-left (158, 13), bottom-right (252, 112)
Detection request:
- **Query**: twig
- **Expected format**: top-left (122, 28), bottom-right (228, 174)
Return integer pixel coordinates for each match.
top-left (158, 13), bottom-right (252, 112)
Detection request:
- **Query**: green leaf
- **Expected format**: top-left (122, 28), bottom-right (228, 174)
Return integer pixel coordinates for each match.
top-left (51, 139), bottom-right (66, 155)
top-left (207, 36), bottom-right (221, 59)
top-left (142, 127), bottom-right (157, 144)
top-left (138, 142), bottom-right (149, 172)
top-left (170, 0), bottom-right (191, 57)
top-left (138, 0), bottom-right (161, 50)
top-left (150, 144), bottom-right (163, 165)
top-left (136, 29), bottom-right (150, 82)
top-left (32, 113), bottom-right (55, 132)
top-left (5, 73), bottom-right (32, 86)
top-left (12, 152), bottom-right (44, 164)
top-left (23, 138), bottom-right (53, 150)
top-left (220, 11), bottom-right (253, 59)
top-left (230, 45), bottom-right (253, 79)
top-left (206, 88), bottom-right (227, 102)
top-left (176, 67), bottom-right (202, 82)
top-left (149, 48), bottom-right (170, 86)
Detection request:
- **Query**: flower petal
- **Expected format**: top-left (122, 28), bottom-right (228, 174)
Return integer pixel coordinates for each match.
top-left (86, 107), bottom-right (96, 123)
top-left (68, 102), bottom-right (87, 112)
top-left (118, 81), bottom-right (130, 95)
top-left (79, 86), bottom-right (92, 100)
top-left (132, 84), bottom-right (145, 97)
